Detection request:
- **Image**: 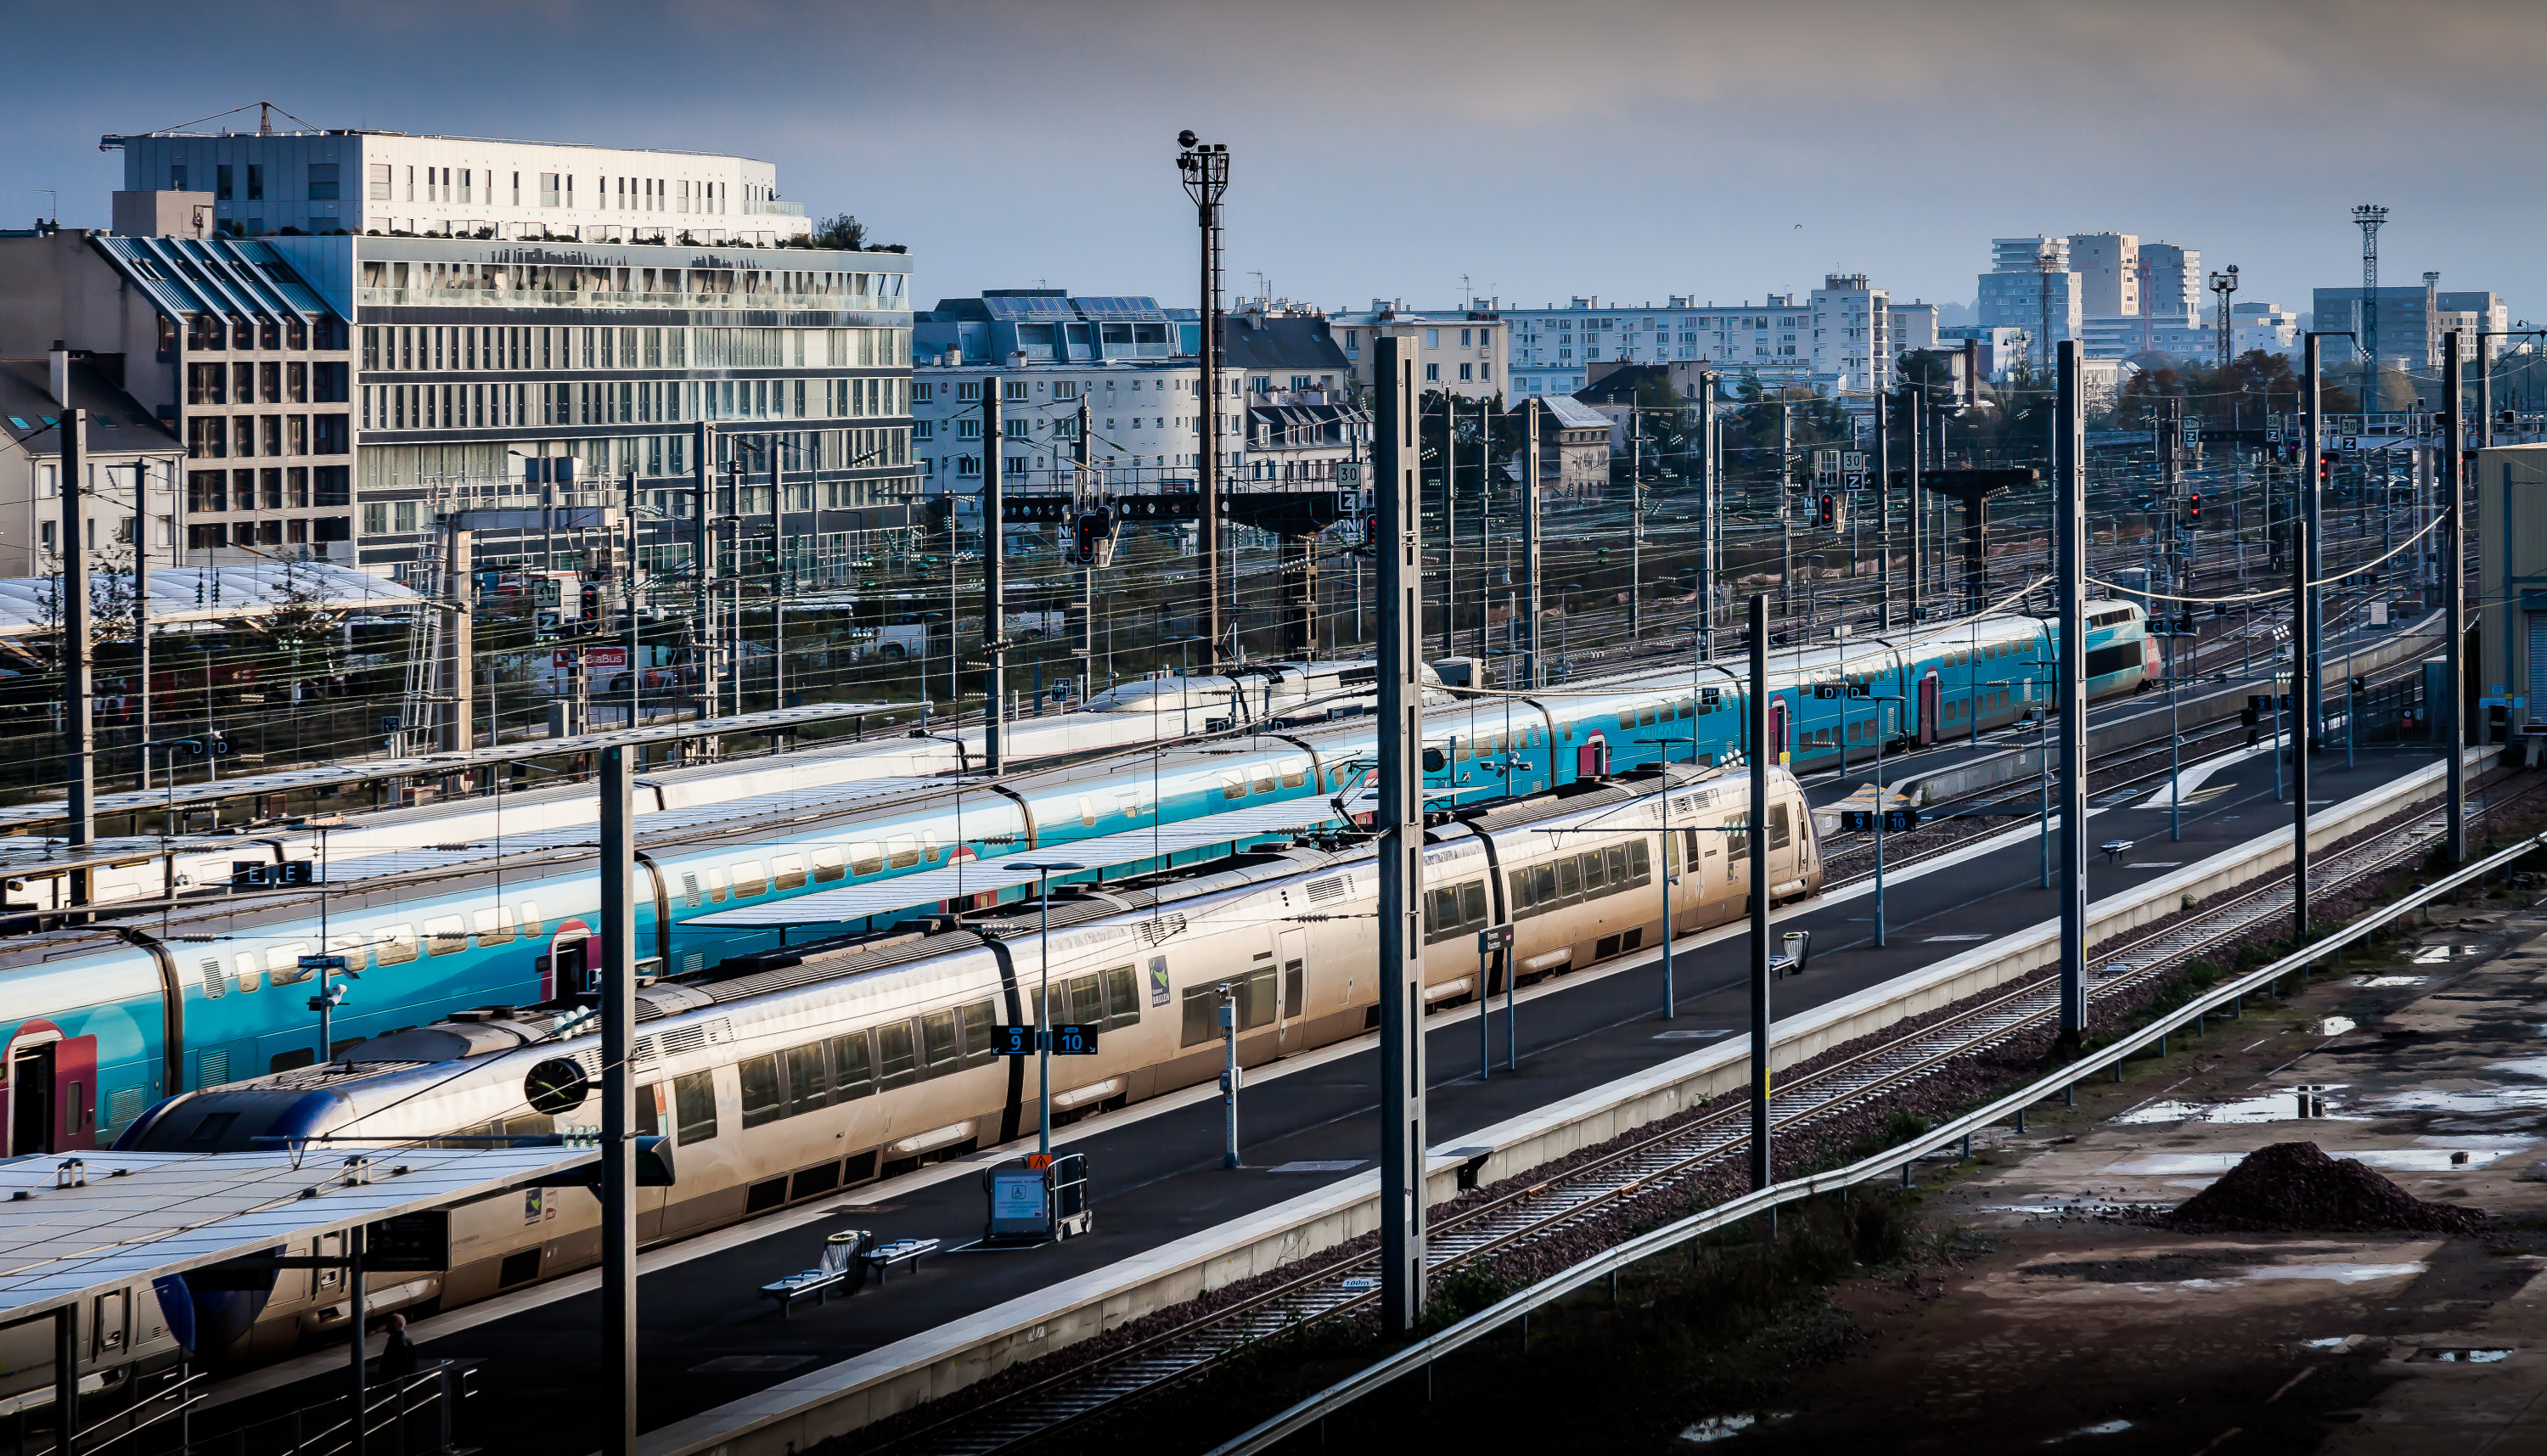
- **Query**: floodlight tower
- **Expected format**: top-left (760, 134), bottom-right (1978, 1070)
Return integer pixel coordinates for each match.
top-left (2207, 265), bottom-right (2239, 369)
top-left (2353, 205), bottom-right (2387, 401)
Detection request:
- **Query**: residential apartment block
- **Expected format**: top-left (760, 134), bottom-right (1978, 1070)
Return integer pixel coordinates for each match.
top-left (1976, 237), bottom-right (2082, 372)
top-left (0, 348), bottom-right (183, 576)
top-left (911, 290), bottom-right (1241, 496)
top-left (1327, 302), bottom-right (1505, 402)
top-left (1505, 282), bottom-right (1936, 398)
top-left (103, 127), bottom-right (811, 245)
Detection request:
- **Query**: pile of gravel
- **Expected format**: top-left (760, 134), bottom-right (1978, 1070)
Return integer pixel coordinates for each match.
top-left (2166, 1141), bottom-right (2485, 1234)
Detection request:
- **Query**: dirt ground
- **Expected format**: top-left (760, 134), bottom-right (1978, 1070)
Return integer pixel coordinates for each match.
top-left (1716, 893), bottom-right (2547, 1454)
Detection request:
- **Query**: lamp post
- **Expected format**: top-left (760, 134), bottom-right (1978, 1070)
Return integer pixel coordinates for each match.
top-left (1009, 860), bottom-right (1084, 1156)
top-left (1176, 131), bottom-right (1230, 668)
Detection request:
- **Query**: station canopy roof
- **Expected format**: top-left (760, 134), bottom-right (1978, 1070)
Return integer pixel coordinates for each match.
top-left (0, 563), bottom-right (421, 640)
top-left (0, 1144), bottom-right (594, 1327)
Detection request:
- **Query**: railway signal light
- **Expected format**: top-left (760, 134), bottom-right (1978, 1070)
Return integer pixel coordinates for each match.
top-left (1071, 509), bottom-right (1115, 566)
top-left (579, 582), bottom-right (602, 621)
top-left (2186, 492), bottom-right (2201, 521)
top-left (1816, 492), bottom-right (1837, 529)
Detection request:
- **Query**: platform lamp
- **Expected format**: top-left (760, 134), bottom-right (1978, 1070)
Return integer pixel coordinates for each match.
top-left (1008, 860), bottom-right (1086, 1154)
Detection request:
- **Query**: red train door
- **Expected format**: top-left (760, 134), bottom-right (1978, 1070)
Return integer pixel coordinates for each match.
top-left (1919, 673), bottom-right (1940, 745)
top-left (1767, 698), bottom-right (1788, 763)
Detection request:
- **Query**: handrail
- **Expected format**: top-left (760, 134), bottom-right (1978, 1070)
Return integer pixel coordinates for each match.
top-left (1209, 821), bottom-right (2547, 1456)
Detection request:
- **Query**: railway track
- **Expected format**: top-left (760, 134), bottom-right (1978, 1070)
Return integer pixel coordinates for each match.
top-left (871, 752), bottom-right (2527, 1456)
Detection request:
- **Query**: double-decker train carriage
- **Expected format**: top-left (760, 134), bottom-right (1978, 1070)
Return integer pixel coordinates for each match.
top-left (103, 764), bottom-right (1817, 1370)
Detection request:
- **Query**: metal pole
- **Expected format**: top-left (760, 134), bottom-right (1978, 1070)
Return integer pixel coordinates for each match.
top-left (2056, 340), bottom-right (2089, 1043)
top-left (1629, 406), bottom-right (1642, 644)
top-left (1746, 593), bottom-right (1771, 1190)
top-left (599, 742), bottom-right (637, 1456)
top-left (692, 424), bottom-right (712, 722)
top-left (1700, 372), bottom-right (1718, 659)
top-left (1909, 389), bottom-right (1925, 621)
top-left (984, 377), bottom-right (1005, 775)
top-left (62, 409), bottom-right (93, 903)
top-left (2297, 335), bottom-right (2319, 942)
top-left (1521, 400), bottom-right (1543, 689)
top-left (2443, 334), bottom-right (2466, 863)
top-left (347, 1224), bottom-right (366, 1456)
top-left (134, 462), bottom-right (150, 793)
top-left (1220, 981), bottom-right (1239, 1166)
top-left (1875, 385), bottom-right (1891, 632)
top-left (1037, 870), bottom-right (1054, 1155)
top-left (1374, 334), bottom-right (1427, 1337)
top-left (53, 1307), bottom-right (76, 1456)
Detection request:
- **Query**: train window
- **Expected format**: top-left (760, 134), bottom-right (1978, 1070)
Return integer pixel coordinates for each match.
top-left (923, 831), bottom-right (941, 863)
top-left (1642, 704), bottom-right (1660, 728)
top-left (1724, 814), bottom-right (1750, 858)
top-left (920, 1010), bottom-right (959, 1075)
top-left (672, 1071), bottom-right (717, 1144)
top-left (812, 848), bottom-right (846, 883)
top-left (1604, 843), bottom-right (1631, 891)
top-left (772, 854), bottom-right (808, 891)
top-left (876, 1020), bottom-right (918, 1089)
top-left (319, 932), bottom-right (367, 975)
top-left (1181, 984), bottom-right (1218, 1047)
top-left (199, 957), bottom-right (228, 998)
top-left (1579, 850), bottom-right (1608, 897)
top-left (1678, 697), bottom-right (1694, 719)
top-left (959, 1000), bottom-right (998, 1068)
top-left (1506, 869), bottom-right (1535, 918)
top-left (1768, 804), bottom-right (1792, 852)
top-left (886, 835), bottom-right (920, 869)
top-left (1616, 709), bottom-right (1635, 729)
top-left (373, 925), bottom-right (418, 965)
top-left (1078, 795), bottom-right (1097, 827)
top-left (1220, 770), bottom-right (1245, 800)
top-left (232, 951), bottom-right (262, 993)
top-left (1252, 765), bottom-right (1277, 794)
top-left (1065, 974), bottom-right (1105, 1028)
top-left (1240, 967), bottom-right (1278, 1030)
top-left (1280, 760), bottom-right (1307, 789)
top-left (1555, 857), bottom-right (1582, 902)
top-left (1628, 839), bottom-right (1652, 885)
top-left (1453, 736), bottom-right (1472, 763)
top-left (706, 868), bottom-right (728, 902)
top-left (267, 942), bottom-right (314, 984)
top-left (520, 901), bottom-right (543, 938)
top-left (1424, 886), bottom-right (1457, 942)
top-left (832, 1032), bottom-right (875, 1099)
top-left (474, 907), bottom-right (516, 947)
top-left (424, 916), bottom-right (469, 956)
top-left (1103, 965), bottom-right (1141, 1027)
top-left (1459, 881), bottom-right (1488, 927)
top-left (730, 861), bottom-right (767, 897)
top-left (680, 873), bottom-right (704, 908)
top-left (636, 1082), bottom-right (661, 1137)
top-left (850, 843), bottom-right (882, 876)
top-left (783, 1043), bottom-right (829, 1110)
top-left (738, 1055), bottom-right (784, 1128)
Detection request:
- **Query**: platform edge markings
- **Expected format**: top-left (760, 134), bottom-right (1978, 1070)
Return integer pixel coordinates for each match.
top-left (615, 750), bottom-right (2477, 1456)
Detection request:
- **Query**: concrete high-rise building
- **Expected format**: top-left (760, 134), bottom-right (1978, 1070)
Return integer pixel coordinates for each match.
top-left (1976, 237), bottom-right (2081, 372)
top-left (2138, 243), bottom-right (2202, 324)
top-left (2067, 233), bottom-right (2140, 318)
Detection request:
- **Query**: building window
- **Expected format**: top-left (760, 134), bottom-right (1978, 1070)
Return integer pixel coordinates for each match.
top-left (541, 173), bottom-right (561, 207)
top-left (512, 171), bottom-right (521, 206)
top-left (216, 165), bottom-right (233, 201)
top-left (362, 503), bottom-right (388, 535)
top-left (306, 163), bottom-right (339, 201)
top-left (367, 164), bottom-right (391, 200)
top-left (246, 165), bottom-right (264, 201)
top-left (171, 164), bottom-right (187, 191)
top-left (1425, 329), bottom-right (1439, 347)
top-left (1425, 363), bottom-right (1440, 381)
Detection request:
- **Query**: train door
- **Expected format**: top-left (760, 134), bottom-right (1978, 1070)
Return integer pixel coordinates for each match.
top-left (1577, 734), bottom-right (1610, 780)
top-left (1767, 698), bottom-right (1788, 764)
top-left (1918, 673), bottom-right (1939, 745)
top-left (8, 1040), bottom-right (53, 1155)
top-left (1768, 797), bottom-right (1802, 896)
top-left (1276, 928), bottom-right (1307, 1049)
top-left (545, 930), bottom-right (589, 999)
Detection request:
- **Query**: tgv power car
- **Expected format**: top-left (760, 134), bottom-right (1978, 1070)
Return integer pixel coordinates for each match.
top-left (0, 604), bottom-right (2145, 1157)
top-left (110, 762), bottom-right (1818, 1369)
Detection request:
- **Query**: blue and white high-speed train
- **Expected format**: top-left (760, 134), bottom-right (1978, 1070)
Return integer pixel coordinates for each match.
top-left (0, 602), bottom-right (2148, 1157)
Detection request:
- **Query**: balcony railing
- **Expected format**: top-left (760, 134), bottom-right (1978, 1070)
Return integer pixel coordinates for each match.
top-left (356, 288), bottom-right (904, 313)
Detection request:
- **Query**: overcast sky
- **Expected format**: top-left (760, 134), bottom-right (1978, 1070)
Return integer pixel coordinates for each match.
top-left (8, 1), bottom-right (2543, 323)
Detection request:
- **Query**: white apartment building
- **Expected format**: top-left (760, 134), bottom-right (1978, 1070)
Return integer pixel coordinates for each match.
top-left (103, 127), bottom-right (812, 246)
top-left (1327, 302), bottom-right (1505, 402)
top-left (910, 291), bottom-right (1242, 496)
top-left (2228, 301), bottom-right (2303, 358)
top-left (1506, 279), bottom-right (1936, 398)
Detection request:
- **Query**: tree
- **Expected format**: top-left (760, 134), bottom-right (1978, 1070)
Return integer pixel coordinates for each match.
top-left (809, 213), bottom-right (868, 250)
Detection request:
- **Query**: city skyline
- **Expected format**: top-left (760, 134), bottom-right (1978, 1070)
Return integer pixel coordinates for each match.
top-left (3, 1), bottom-right (2542, 326)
